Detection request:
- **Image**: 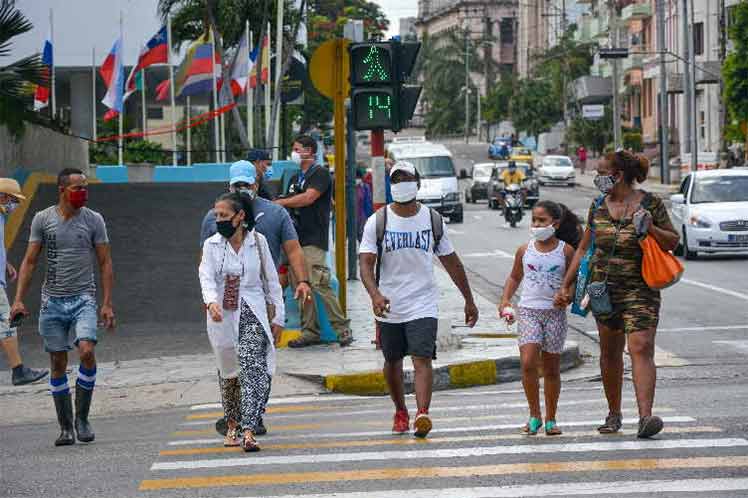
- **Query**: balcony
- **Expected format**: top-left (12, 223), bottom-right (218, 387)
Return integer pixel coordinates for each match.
top-left (575, 17), bottom-right (592, 43)
top-left (591, 17), bottom-right (609, 39)
top-left (696, 61), bottom-right (721, 85)
top-left (622, 53), bottom-right (645, 74)
top-left (622, 2), bottom-right (652, 23)
top-left (574, 75), bottom-right (613, 104)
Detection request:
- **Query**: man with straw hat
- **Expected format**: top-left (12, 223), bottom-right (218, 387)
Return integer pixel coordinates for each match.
top-left (0, 178), bottom-right (48, 386)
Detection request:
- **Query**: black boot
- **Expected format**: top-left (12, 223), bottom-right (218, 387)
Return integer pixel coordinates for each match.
top-left (75, 384), bottom-right (95, 442)
top-left (255, 417), bottom-right (267, 436)
top-left (53, 392), bottom-right (75, 446)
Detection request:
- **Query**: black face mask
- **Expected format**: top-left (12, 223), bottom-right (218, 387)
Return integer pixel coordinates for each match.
top-left (216, 216), bottom-right (238, 239)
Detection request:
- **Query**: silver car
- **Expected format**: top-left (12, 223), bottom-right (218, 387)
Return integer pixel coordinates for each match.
top-left (538, 155), bottom-right (576, 187)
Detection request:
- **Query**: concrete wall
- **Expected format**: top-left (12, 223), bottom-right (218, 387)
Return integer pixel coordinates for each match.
top-left (0, 123), bottom-right (89, 178)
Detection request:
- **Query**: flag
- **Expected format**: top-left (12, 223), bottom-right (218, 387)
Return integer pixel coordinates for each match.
top-left (33, 40), bottom-right (53, 111)
top-left (173, 35), bottom-right (221, 98)
top-left (155, 79), bottom-right (170, 101)
top-left (124, 26), bottom-right (168, 100)
top-left (100, 37), bottom-right (125, 114)
top-left (249, 35), bottom-right (269, 89)
top-left (228, 30), bottom-right (255, 96)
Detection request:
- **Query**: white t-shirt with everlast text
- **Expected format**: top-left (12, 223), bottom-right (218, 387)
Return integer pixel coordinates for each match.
top-left (359, 205), bottom-right (454, 323)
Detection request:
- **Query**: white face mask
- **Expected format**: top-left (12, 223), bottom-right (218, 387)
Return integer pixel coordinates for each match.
top-left (391, 181), bottom-right (419, 203)
top-left (530, 224), bottom-right (556, 241)
top-left (290, 151), bottom-right (302, 165)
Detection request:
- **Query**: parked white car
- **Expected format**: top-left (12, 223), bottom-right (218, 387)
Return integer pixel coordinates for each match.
top-left (670, 169), bottom-right (748, 259)
top-left (538, 155), bottom-right (576, 186)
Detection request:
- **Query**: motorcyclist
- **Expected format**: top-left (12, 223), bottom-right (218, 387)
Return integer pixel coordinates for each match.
top-left (499, 161), bottom-right (526, 210)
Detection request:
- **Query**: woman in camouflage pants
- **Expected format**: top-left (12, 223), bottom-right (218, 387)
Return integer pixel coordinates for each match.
top-left (558, 150), bottom-right (679, 439)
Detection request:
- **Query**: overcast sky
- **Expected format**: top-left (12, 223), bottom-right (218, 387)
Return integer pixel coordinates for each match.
top-left (12, 0), bottom-right (417, 66)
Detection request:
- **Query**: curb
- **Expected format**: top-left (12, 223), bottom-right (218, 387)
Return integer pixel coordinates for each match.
top-left (288, 344), bottom-right (582, 396)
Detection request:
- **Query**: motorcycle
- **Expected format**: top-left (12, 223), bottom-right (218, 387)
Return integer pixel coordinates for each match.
top-left (504, 183), bottom-right (524, 228)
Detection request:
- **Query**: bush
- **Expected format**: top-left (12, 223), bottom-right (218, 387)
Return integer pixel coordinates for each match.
top-left (623, 132), bottom-right (643, 152)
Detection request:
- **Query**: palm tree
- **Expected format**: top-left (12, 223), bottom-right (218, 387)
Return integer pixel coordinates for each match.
top-left (0, 0), bottom-right (47, 135)
top-left (418, 28), bottom-right (494, 137)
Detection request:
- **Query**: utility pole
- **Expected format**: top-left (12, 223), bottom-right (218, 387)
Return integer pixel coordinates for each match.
top-left (682, 0), bottom-right (693, 164)
top-left (465, 25), bottom-right (470, 144)
top-left (689, 0), bottom-right (698, 171)
top-left (657, 0), bottom-right (669, 183)
top-left (610, 2), bottom-right (622, 148)
top-left (718, 0), bottom-right (727, 165)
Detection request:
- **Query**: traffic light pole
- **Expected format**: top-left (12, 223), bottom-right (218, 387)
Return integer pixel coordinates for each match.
top-left (346, 103), bottom-right (358, 280)
top-left (371, 129), bottom-right (386, 210)
top-left (333, 38), bottom-right (347, 311)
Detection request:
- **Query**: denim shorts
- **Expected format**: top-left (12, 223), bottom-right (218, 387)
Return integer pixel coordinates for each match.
top-left (39, 294), bottom-right (98, 352)
top-left (0, 288), bottom-right (15, 340)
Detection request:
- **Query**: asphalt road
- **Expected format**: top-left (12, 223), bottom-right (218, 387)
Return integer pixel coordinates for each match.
top-left (3, 376), bottom-right (748, 497)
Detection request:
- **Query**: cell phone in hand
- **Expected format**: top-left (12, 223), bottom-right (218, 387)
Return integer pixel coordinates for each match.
top-left (9, 313), bottom-right (25, 328)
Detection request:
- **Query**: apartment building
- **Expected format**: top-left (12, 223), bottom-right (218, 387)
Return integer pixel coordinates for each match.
top-left (415, 0), bottom-right (519, 93)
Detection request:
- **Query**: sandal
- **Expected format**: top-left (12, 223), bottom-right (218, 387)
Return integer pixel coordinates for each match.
top-left (223, 425), bottom-right (241, 447)
top-left (241, 431), bottom-right (261, 452)
top-left (521, 417), bottom-right (543, 436)
top-left (637, 415), bottom-right (663, 439)
top-left (545, 420), bottom-right (562, 436)
top-left (597, 412), bottom-right (623, 434)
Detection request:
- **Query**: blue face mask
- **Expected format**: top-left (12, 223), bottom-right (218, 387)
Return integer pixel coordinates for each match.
top-left (0, 201), bottom-right (18, 215)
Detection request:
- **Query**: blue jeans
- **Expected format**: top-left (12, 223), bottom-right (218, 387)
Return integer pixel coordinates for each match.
top-left (39, 294), bottom-right (98, 352)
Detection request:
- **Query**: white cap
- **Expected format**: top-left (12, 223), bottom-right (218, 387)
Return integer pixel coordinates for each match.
top-left (389, 160), bottom-right (417, 178)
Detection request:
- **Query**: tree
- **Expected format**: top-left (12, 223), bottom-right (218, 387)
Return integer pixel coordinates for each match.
top-left (0, 0), bottom-right (47, 137)
top-left (418, 29), bottom-right (492, 136)
top-left (509, 78), bottom-right (561, 139)
top-left (482, 70), bottom-right (514, 124)
top-left (724, 1), bottom-right (748, 160)
top-left (566, 107), bottom-right (613, 155)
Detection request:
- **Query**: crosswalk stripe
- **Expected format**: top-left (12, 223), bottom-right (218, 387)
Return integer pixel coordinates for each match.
top-left (159, 425), bottom-right (723, 456)
top-left (152, 437), bottom-right (747, 471)
top-left (187, 405), bottom-right (328, 420)
top-left (181, 398), bottom-right (640, 423)
top-left (167, 416), bottom-right (696, 444)
top-left (235, 477), bottom-right (748, 498)
top-left (190, 395), bottom-right (381, 411)
top-left (179, 406), bottom-right (674, 427)
top-left (139, 455), bottom-right (748, 491)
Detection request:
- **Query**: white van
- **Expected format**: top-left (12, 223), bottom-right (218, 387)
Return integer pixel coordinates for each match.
top-left (389, 143), bottom-right (463, 223)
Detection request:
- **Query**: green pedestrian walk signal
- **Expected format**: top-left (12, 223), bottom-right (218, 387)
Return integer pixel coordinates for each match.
top-left (349, 40), bottom-right (422, 132)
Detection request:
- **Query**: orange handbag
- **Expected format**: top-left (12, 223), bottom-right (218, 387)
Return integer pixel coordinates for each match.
top-left (639, 235), bottom-right (684, 290)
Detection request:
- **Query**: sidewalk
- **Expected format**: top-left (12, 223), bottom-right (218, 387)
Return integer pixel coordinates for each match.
top-left (0, 267), bottom-right (580, 425)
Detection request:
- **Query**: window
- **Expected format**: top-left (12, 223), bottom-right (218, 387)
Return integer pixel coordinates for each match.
top-left (147, 107), bottom-right (164, 120)
top-left (693, 22), bottom-right (704, 56)
top-left (500, 18), bottom-right (514, 44)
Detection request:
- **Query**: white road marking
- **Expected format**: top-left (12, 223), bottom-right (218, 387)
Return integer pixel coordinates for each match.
top-left (166, 416), bottom-right (696, 446)
top-left (250, 478), bottom-right (748, 498)
top-left (179, 399), bottom-right (656, 430)
top-left (152, 437), bottom-right (743, 470)
top-left (190, 394), bottom-right (381, 411)
top-left (585, 324), bottom-right (748, 334)
top-left (447, 229), bottom-right (465, 235)
top-left (472, 215), bottom-right (483, 220)
top-left (714, 340), bottom-right (748, 353)
top-left (681, 278), bottom-right (748, 302)
top-left (462, 249), bottom-right (515, 259)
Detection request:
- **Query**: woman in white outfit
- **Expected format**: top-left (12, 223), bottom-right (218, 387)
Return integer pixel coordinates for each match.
top-left (199, 192), bottom-right (284, 452)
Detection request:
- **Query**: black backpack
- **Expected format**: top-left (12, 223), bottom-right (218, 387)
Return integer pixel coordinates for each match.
top-left (374, 204), bottom-right (444, 285)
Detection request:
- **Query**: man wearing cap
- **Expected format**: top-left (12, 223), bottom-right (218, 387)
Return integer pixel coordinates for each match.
top-left (276, 135), bottom-right (353, 348)
top-left (12, 168), bottom-right (115, 447)
top-left (0, 178), bottom-right (48, 386)
top-left (359, 161), bottom-right (478, 438)
top-left (200, 160), bottom-right (311, 435)
top-left (245, 149), bottom-right (274, 200)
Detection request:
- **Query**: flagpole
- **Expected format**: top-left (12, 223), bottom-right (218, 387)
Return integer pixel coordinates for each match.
top-left (219, 33), bottom-right (227, 163)
top-left (272, 0), bottom-right (284, 162)
top-left (141, 69), bottom-right (147, 135)
top-left (264, 23), bottom-right (271, 146)
top-left (186, 96), bottom-right (192, 166)
top-left (91, 47), bottom-right (97, 140)
top-left (118, 11), bottom-right (124, 166)
top-left (49, 8), bottom-right (56, 119)
top-left (167, 16), bottom-right (178, 166)
top-left (210, 29), bottom-right (221, 163)
top-left (247, 24), bottom-right (253, 148)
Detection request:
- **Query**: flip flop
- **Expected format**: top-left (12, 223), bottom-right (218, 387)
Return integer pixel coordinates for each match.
top-left (545, 420), bottom-right (562, 436)
top-left (521, 417), bottom-right (543, 436)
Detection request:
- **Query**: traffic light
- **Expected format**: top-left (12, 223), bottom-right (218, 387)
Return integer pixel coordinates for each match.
top-left (349, 40), bottom-right (422, 132)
